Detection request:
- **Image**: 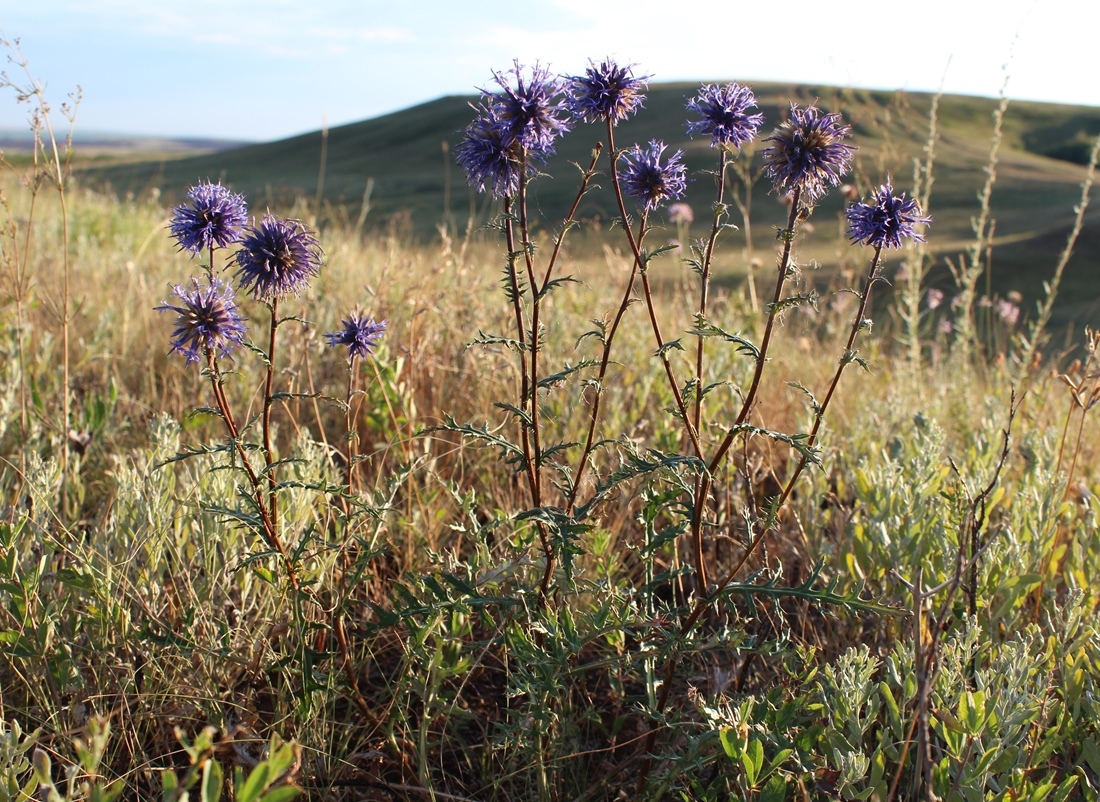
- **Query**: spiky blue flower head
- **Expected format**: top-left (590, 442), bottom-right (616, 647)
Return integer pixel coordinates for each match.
top-left (763, 105), bottom-right (854, 202)
top-left (234, 215), bottom-right (323, 300)
top-left (156, 276), bottom-right (246, 365)
top-left (846, 180), bottom-right (931, 249)
top-left (568, 58), bottom-right (648, 124)
top-left (325, 314), bottom-right (387, 361)
top-left (619, 140), bottom-right (688, 213)
top-left (169, 182), bottom-right (248, 254)
top-left (685, 83), bottom-right (764, 148)
top-left (455, 104), bottom-right (522, 198)
top-left (484, 62), bottom-right (571, 156)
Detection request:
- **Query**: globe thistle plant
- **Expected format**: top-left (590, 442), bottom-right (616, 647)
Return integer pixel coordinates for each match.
top-left (763, 105), bottom-right (854, 202)
top-left (568, 58), bottom-right (648, 125)
top-left (156, 276), bottom-right (246, 365)
top-left (846, 180), bottom-right (931, 249)
top-left (169, 182), bottom-right (248, 254)
top-left (235, 214), bottom-right (323, 300)
top-left (685, 83), bottom-right (764, 148)
top-left (326, 314), bottom-right (387, 361)
top-left (618, 140), bottom-right (688, 212)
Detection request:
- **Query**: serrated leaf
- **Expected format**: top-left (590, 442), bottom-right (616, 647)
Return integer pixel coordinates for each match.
top-left (538, 359), bottom-right (600, 389)
top-left (537, 275), bottom-right (578, 300)
top-left (655, 339), bottom-right (685, 358)
top-left (689, 319), bottom-right (760, 359)
top-left (471, 331), bottom-right (527, 352)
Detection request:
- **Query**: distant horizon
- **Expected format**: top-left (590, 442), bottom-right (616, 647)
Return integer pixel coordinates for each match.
top-left (3, 78), bottom-right (1098, 150)
top-left (0, 0), bottom-right (1093, 142)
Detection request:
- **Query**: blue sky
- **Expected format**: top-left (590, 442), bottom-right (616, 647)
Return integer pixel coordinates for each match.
top-left (0, 0), bottom-right (1092, 142)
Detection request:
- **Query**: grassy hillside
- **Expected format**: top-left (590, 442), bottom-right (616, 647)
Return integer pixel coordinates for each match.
top-left (78, 82), bottom-right (1100, 327)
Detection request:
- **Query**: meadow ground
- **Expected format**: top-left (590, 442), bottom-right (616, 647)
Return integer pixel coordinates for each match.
top-left (1, 78), bottom-right (1100, 801)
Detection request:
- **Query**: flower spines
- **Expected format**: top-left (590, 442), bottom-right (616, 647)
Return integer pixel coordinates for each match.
top-left (487, 62), bottom-right (571, 154)
top-left (763, 105), bottom-right (854, 202)
top-left (156, 276), bottom-right (247, 364)
top-left (845, 180), bottom-right (931, 249)
top-left (685, 83), bottom-right (763, 148)
top-left (169, 182), bottom-right (248, 254)
top-left (618, 140), bottom-right (688, 213)
top-left (456, 63), bottom-right (571, 198)
top-left (455, 105), bottom-right (522, 199)
top-left (234, 215), bottom-right (323, 300)
top-left (568, 59), bottom-right (648, 124)
top-left (325, 314), bottom-right (387, 360)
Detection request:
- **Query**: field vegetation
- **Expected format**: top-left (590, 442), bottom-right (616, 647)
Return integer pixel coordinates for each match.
top-left (1, 50), bottom-right (1100, 802)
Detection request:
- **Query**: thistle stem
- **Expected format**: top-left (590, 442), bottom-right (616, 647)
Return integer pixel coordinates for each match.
top-left (605, 122), bottom-right (704, 463)
top-left (344, 357), bottom-right (358, 495)
top-left (566, 130), bottom-right (649, 512)
top-left (206, 349), bottom-right (298, 588)
top-left (263, 298), bottom-right (280, 534)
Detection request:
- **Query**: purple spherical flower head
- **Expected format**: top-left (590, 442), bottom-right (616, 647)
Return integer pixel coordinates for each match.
top-left (234, 214), bottom-right (323, 300)
top-left (568, 58), bottom-right (648, 124)
top-left (169, 182), bottom-right (248, 254)
top-left (455, 105), bottom-right (522, 198)
top-left (846, 180), bottom-right (932, 249)
top-left (484, 62), bottom-right (571, 157)
top-left (618, 140), bottom-right (688, 213)
top-left (156, 276), bottom-right (246, 365)
top-left (325, 314), bottom-right (387, 361)
top-left (763, 105), bottom-right (854, 202)
top-left (685, 83), bottom-right (764, 148)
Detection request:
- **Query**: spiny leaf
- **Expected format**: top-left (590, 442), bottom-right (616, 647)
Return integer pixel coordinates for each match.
top-left (769, 292), bottom-right (818, 316)
top-left (655, 339), bottom-right (685, 358)
top-left (689, 317), bottom-right (760, 359)
top-left (538, 359), bottom-right (600, 389)
top-left (713, 561), bottom-right (903, 617)
top-left (471, 331), bottom-right (527, 352)
top-left (537, 275), bottom-right (578, 300)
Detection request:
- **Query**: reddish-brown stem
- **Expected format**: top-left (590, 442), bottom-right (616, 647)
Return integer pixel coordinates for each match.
top-left (691, 148), bottom-right (729, 437)
top-left (565, 213), bottom-right (646, 514)
top-left (567, 127), bottom-right (630, 512)
top-left (516, 166), bottom-right (558, 608)
top-left (344, 358), bottom-right (358, 495)
top-left (640, 266), bottom-right (700, 456)
top-left (501, 197), bottom-right (538, 503)
top-left (636, 234), bottom-right (881, 797)
top-left (263, 298), bottom-right (280, 533)
top-left (711, 243), bottom-right (884, 595)
top-left (206, 350), bottom-right (298, 589)
top-left (516, 166), bottom-right (544, 508)
top-left (685, 148), bottom-right (732, 590)
top-left (516, 146), bottom-right (601, 602)
top-left (605, 122), bottom-right (705, 464)
top-left (708, 189), bottom-right (802, 473)
top-left (501, 193), bottom-right (552, 606)
top-left (539, 144), bottom-right (602, 292)
top-left (683, 192), bottom-right (805, 594)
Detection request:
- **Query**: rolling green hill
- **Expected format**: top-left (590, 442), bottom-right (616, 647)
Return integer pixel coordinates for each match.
top-left (78, 81), bottom-right (1100, 327)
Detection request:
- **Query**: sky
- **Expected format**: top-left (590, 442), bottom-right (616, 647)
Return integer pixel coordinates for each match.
top-left (0, 0), bottom-right (1093, 143)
